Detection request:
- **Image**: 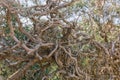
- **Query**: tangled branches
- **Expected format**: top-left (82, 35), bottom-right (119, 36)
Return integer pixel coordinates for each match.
top-left (0, 0), bottom-right (120, 80)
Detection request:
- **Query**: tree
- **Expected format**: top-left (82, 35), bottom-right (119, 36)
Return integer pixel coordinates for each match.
top-left (0, 0), bottom-right (120, 80)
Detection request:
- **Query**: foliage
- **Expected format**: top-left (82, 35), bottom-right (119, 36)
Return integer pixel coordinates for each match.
top-left (0, 0), bottom-right (120, 80)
